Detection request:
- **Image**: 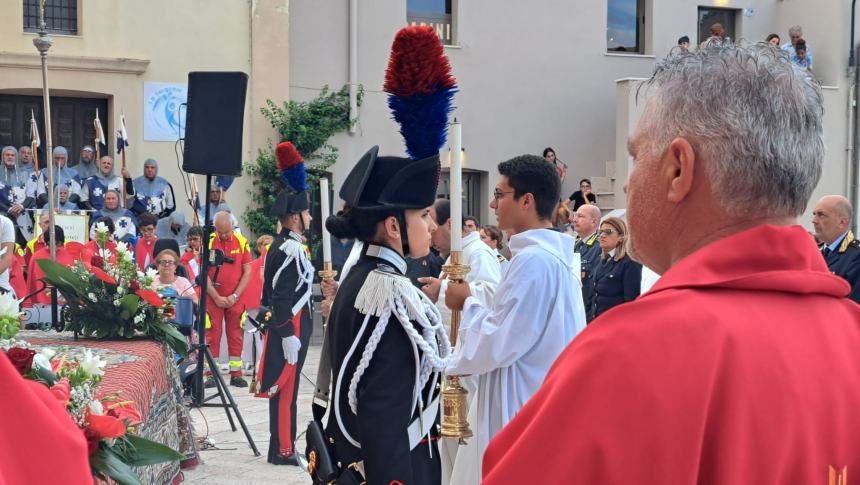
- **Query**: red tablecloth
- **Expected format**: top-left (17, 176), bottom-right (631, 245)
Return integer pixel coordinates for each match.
top-left (18, 330), bottom-right (197, 485)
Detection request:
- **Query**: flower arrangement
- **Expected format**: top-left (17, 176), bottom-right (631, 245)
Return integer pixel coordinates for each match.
top-left (0, 291), bottom-right (22, 340)
top-left (36, 223), bottom-right (187, 357)
top-left (2, 339), bottom-right (183, 485)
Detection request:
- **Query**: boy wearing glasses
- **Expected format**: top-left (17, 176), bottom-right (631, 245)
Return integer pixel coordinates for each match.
top-left (444, 155), bottom-right (587, 475)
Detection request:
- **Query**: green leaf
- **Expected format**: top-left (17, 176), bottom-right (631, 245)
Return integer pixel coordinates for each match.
top-left (90, 448), bottom-right (143, 485)
top-left (122, 434), bottom-right (184, 466)
top-left (153, 321), bottom-right (189, 358)
top-left (120, 294), bottom-right (140, 316)
top-left (36, 259), bottom-right (83, 294)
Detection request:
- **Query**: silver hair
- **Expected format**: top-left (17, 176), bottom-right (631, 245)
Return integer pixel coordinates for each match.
top-left (639, 42), bottom-right (824, 218)
top-left (788, 25), bottom-right (803, 36)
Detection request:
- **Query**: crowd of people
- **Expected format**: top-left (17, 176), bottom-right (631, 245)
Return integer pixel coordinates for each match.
top-left (681, 24), bottom-right (814, 74)
top-left (6, 33), bottom-right (860, 484)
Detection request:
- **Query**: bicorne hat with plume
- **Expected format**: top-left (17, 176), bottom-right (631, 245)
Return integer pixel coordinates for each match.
top-left (339, 25), bottom-right (457, 211)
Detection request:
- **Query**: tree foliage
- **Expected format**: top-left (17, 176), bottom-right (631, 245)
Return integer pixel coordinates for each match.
top-left (244, 85), bottom-right (364, 241)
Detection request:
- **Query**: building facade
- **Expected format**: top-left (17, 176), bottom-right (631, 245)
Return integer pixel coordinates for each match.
top-left (0, 0), bottom-right (290, 231)
top-left (291, 0), bottom-right (859, 230)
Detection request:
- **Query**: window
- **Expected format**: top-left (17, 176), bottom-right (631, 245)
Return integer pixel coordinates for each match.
top-left (697, 7), bottom-right (737, 46)
top-left (437, 169), bottom-right (482, 223)
top-left (407, 0), bottom-right (453, 45)
top-left (23, 0), bottom-right (78, 35)
top-left (606, 0), bottom-right (644, 53)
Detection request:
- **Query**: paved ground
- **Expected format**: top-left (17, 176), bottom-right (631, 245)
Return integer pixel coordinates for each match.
top-left (183, 342), bottom-right (320, 485)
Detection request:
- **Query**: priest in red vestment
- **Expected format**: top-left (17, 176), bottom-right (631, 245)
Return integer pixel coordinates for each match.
top-left (483, 44), bottom-right (860, 484)
top-left (0, 352), bottom-right (91, 484)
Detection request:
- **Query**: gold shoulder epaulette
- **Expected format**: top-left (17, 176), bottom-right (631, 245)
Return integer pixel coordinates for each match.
top-left (839, 230), bottom-right (856, 254)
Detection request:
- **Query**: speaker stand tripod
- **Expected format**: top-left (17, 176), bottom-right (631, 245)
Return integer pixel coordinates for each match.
top-left (189, 174), bottom-right (260, 457)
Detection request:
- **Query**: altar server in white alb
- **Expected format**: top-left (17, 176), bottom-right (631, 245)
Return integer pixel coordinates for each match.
top-left (418, 196), bottom-right (501, 485)
top-left (444, 154), bottom-right (587, 467)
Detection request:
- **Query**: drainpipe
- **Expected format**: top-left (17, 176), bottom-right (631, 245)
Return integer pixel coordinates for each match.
top-left (348, 0), bottom-right (358, 133)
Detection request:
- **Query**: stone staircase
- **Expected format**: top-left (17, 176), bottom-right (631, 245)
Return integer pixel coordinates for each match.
top-left (588, 161), bottom-right (619, 215)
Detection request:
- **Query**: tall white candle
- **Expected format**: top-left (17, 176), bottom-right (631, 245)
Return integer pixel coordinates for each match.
top-left (320, 177), bottom-right (332, 263)
top-left (450, 120), bottom-right (463, 252)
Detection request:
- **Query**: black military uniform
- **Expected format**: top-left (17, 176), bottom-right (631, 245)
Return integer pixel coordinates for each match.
top-left (587, 253), bottom-right (642, 321)
top-left (256, 189), bottom-right (314, 465)
top-left (574, 231), bottom-right (601, 316)
top-left (322, 146), bottom-right (449, 485)
top-left (822, 230), bottom-right (860, 304)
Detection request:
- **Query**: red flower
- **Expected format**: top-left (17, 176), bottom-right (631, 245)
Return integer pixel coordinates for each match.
top-left (83, 428), bottom-right (101, 456)
top-left (49, 378), bottom-right (71, 406)
top-left (129, 280), bottom-right (140, 291)
top-left (136, 289), bottom-right (164, 308)
top-left (91, 255), bottom-right (105, 269)
top-left (107, 401), bottom-right (142, 428)
top-left (92, 267), bottom-right (116, 285)
top-left (86, 413), bottom-right (127, 439)
top-left (6, 348), bottom-right (36, 375)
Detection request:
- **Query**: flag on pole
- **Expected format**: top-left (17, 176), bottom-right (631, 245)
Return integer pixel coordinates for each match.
top-left (117, 112), bottom-right (129, 153)
top-left (30, 110), bottom-right (40, 149)
top-left (94, 109), bottom-right (106, 158)
top-left (30, 110), bottom-right (41, 176)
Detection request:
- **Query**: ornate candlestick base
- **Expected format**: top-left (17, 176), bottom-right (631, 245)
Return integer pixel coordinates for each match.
top-left (318, 261), bottom-right (338, 282)
top-left (440, 251), bottom-right (473, 443)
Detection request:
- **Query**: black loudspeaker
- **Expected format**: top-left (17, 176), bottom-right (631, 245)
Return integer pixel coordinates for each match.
top-left (182, 71), bottom-right (249, 176)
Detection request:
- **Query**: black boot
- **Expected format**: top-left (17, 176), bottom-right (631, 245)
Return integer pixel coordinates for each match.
top-left (270, 454), bottom-right (299, 466)
top-left (230, 375), bottom-right (248, 388)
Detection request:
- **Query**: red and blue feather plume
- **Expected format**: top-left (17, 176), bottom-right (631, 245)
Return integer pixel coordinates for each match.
top-left (276, 141), bottom-right (307, 192)
top-left (384, 25), bottom-right (457, 161)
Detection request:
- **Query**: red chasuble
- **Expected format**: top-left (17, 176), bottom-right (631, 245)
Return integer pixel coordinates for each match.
top-left (0, 352), bottom-right (91, 484)
top-left (484, 225), bottom-right (860, 484)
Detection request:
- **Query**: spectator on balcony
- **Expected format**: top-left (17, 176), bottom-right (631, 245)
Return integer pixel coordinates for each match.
top-left (766, 33), bottom-right (780, 47)
top-left (782, 25), bottom-right (813, 70)
top-left (793, 41), bottom-right (813, 73)
top-left (677, 36), bottom-right (690, 52)
top-left (568, 178), bottom-right (597, 211)
top-left (543, 147), bottom-right (567, 182)
top-left (700, 23), bottom-right (730, 49)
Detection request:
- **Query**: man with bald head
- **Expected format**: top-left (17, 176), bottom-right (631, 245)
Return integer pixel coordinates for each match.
top-left (484, 44), bottom-right (860, 483)
top-left (572, 204), bottom-right (602, 315)
top-left (813, 195), bottom-right (860, 302)
top-left (205, 210), bottom-right (253, 388)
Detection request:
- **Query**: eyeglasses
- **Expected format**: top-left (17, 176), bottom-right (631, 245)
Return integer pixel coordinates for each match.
top-left (493, 189), bottom-right (516, 201)
top-left (157, 260), bottom-right (176, 266)
top-left (599, 229), bottom-right (619, 236)
top-left (141, 227), bottom-right (156, 233)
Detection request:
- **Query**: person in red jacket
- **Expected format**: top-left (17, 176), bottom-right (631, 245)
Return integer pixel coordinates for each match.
top-left (240, 235), bottom-right (271, 374)
top-left (204, 211), bottom-right (252, 388)
top-left (24, 226), bottom-right (74, 307)
top-left (181, 226), bottom-right (204, 298)
top-left (0, 351), bottom-right (92, 484)
top-left (134, 212), bottom-right (159, 270)
top-left (484, 44), bottom-right (860, 484)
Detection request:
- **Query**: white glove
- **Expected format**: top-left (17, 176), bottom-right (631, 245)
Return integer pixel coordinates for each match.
top-left (282, 335), bottom-right (301, 365)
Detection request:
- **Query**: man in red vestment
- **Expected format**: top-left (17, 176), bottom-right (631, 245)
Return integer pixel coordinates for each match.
top-left (484, 44), bottom-right (860, 483)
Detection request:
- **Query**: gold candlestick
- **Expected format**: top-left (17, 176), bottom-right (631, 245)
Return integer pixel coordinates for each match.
top-left (440, 250), bottom-right (473, 443)
top-left (318, 260), bottom-right (338, 282)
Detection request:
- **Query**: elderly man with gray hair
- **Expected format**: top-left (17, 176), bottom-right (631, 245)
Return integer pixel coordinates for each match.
top-left (782, 24), bottom-right (813, 70)
top-left (813, 195), bottom-right (860, 303)
top-left (482, 44), bottom-right (860, 483)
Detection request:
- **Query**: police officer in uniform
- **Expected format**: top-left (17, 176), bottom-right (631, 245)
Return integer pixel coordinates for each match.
top-left (322, 145), bottom-right (452, 484)
top-left (813, 195), bottom-right (860, 303)
top-left (255, 144), bottom-right (315, 465)
top-left (573, 204), bottom-right (602, 319)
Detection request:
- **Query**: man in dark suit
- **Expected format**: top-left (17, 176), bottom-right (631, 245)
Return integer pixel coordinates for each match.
top-left (812, 195), bottom-right (860, 303)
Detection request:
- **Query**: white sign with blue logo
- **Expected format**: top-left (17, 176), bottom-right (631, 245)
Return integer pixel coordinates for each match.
top-left (143, 82), bottom-right (187, 141)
